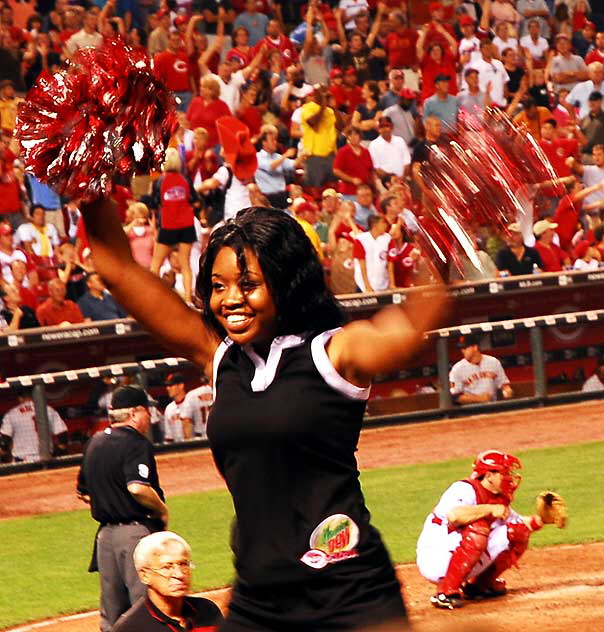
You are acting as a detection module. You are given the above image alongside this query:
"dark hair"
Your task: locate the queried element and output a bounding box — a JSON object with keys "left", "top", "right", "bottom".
{"left": 543, "top": 118, "right": 557, "bottom": 127}
{"left": 196, "top": 207, "right": 344, "bottom": 338}
{"left": 364, "top": 80, "right": 380, "bottom": 102}
{"left": 380, "top": 195, "right": 396, "bottom": 213}
{"left": 368, "top": 214, "right": 385, "bottom": 230}
{"left": 594, "top": 224, "right": 604, "bottom": 243}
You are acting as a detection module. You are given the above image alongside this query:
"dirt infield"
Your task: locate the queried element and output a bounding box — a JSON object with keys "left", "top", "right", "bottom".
{"left": 3, "top": 400, "right": 604, "bottom": 631}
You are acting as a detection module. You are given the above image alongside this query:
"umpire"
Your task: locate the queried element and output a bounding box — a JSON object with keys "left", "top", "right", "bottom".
{"left": 77, "top": 385, "right": 169, "bottom": 632}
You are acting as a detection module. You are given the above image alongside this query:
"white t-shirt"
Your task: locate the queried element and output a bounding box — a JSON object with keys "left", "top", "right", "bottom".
{"left": 492, "top": 36, "right": 519, "bottom": 56}
{"left": 353, "top": 231, "right": 393, "bottom": 292}
{"left": 338, "top": 0, "right": 369, "bottom": 30}
{"left": 449, "top": 354, "right": 510, "bottom": 399}
{"left": 14, "top": 223, "right": 60, "bottom": 256}
{"left": 466, "top": 57, "right": 509, "bottom": 107}
{"left": 214, "top": 165, "right": 252, "bottom": 221}
{"left": 209, "top": 70, "right": 246, "bottom": 114}
{"left": 0, "top": 248, "right": 27, "bottom": 283}
{"left": 368, "top": 135, "right": 411, "bottom": 177}
{"left": 0, "top": 400, "right": 67, "bottom": 462}
{"left": 519, "top": 35, "right": 549, "bottom": 61}
{"left": 582, "top": 165, "right": 604, "bottom": 207}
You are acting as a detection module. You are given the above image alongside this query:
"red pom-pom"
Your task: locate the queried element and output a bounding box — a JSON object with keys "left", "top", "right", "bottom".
{"left": 15, "top": 39, "right": 178, "bottom": 199}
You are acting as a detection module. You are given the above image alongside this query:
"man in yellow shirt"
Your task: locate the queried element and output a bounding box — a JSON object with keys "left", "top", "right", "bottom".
{"left": 0, "top": 80, "right": 22, "bottom": 134}
{"left": 292, "top": 199, "right": 324, "bottom": 262}
{"left": 301, "top": 85, "right": 337, "bottom": 189}
{"left": 512, "top": 96, "right": 552, "bottom": 140}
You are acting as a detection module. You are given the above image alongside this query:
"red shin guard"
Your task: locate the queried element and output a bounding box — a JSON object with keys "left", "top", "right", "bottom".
{"left": 438, "top": 520, "right": 490, "bottom": 595}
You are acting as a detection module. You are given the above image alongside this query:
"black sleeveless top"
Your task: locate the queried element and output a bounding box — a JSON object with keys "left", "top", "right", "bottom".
{"left": 207, "top": 330, "right": 394, "bottom": 588}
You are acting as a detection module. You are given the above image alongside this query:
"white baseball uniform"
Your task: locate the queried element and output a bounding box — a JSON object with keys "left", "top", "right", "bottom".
{"left": 416, "top": 480, "right": 523, "bottom": 583}
{"left": 0, "top": 399, "right": 67, "bottom": 462}
{"left": 163, "top": 397, "right": 194, "bottom": 443}
{"left": 449, "top": 354, "right": 510, "bottom": 400}
{"left": 186, "top": 385, "right": 213, "bottom": 438}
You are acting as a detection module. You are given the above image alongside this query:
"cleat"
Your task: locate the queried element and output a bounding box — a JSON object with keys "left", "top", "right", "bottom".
{"left": 463, "top": 578, "right": 507, "bottom": 600}
{"left": 430, "top": 593, "right": 464, "bottom": 610}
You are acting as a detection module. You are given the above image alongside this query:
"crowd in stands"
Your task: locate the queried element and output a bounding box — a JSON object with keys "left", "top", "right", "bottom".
{"left": 2, "top": 0, "right": 604, "bottom": 333}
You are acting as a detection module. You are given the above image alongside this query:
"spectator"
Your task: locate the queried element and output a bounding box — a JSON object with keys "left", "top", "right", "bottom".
{"left": 56, "top": 242, "right": 87, "bottom": 301}
{"left": 351, "top": 80, "right": 383, "bottom": 143}
{"left": 582, "top": 357, "right": 604, "bottom": 392}
{"left": 148, "top": 9, "right": 171, "bottom": 56}
{"left": 300, "top": 85, "right": 337, "bottom": 191}
{"left": 383, "top": 13, "right": 418, "bottom": 75}
{"left": 272, "top": 65, "right": 314, "bottom": 110}
{"left": 0, "top": 79, "right": 21, "bottom": 134}
{"left": 199, "top": 116, "right": 256, "bottom": 222}
{"left": 186, "top": 76, "right": 231, "bottom": 148}
{"left": 578, "top": 91, "right": 604, "bottom": 159}
{"left": 369, "top": 116, "right": 411, "bottom": 180}
{"left": 150, "top": 149, "right": 197, "bottom": 305}
{"left": 489, "top": 0, "right": 522, "bottom": 34}
{"left": 549, "top": 33, "right": 588, "bottom": 95}
{"left": 327, "top": 200, "right": 362, "bottom": 294}
{"left": 572, "top": 239, "right": 601, "bottom": 270}
{"left": 379, "top": 69, "right": 406, "bottom": 110}
{"left": 585, "top": 31, "right": 604, "bottom": 65}
{"left": 567, "top": 62, "right": 604, "bottom": 119}
{"left": 154, "top": 31, "right": 195, "bottom": 114}
{"left": 449, "top": 334, "right": 513, "bottom": 404}
{"left": 233, "top": 0, "right": 268, "bottom": 47}
{"left": 528, "top": 67, "right": 552, "bottom": 109}
{"left": 112, "top": 531, "right": 223, "bottom": 632}
{"left": 533, "top": 219, "right": 570, "bottom": 272}
{"left": 255, "top": 130, "right": 301, "bottom": 208}
{"left": 517, "top": 0, "right": 551, "bottom": 39}
{"left": 492, "top": 21, "right": 519, "bottom": 58}
{"left": 236, "top": 84, "right": 263, "bottom": 142}
{"left": 24, "top": 173, "right": 64, "bottom": 237}
{"left": 572, "top": 19, "right": 596, "bottom": 59}
{"left": 419, "top": 1, "right": 457, "bottom": 54}
{"left": 329, "top": 66, "right": 363, "bottom": 116}
{"left": 466, "top": 39, "right": 509, "bottom": 108}
{"left": 353, "top": 213, "right": 392, "bottom": 292}
{"left": 458, "top": 67, "right": 488, "bottom": 117}
{"left": 412, "top": 116, "right": 444, "bottom": 203}
{"left": 300, "top": 7, "right": 331, "bottom": 87}
{"left": 568, "top": 143, "right": 604, "bottom": 209}
{"left": 0, "top": 387, "right": 67, "bottom": 463}
{"left": 554, "top": 179, "right": 604, "bottom": 252}
{"left": 77, "top": 272, "right": 127, "bottom": 321}
{"left": 9, "top": 259, "right": 39, "bottom": 309}
{"left": 383, "top": 88, "right": 418, "bottom": 146}
{"left": 14, "top": 205, "right": 60, "bottom": 258}
{"left": 124, "top": 202, "right": 155, "bottom": 269}
{"left": 333, "top": 127, "right": 374, "bottom": 199}
{"left": 292, "top": 201, "right": 324, "bottom": 262}
{"left": 254, "top": 19, "right": 298, "bottom": 69}
{"left": 450, "top": 235, "right": 499, "bottom": 283}
{"left": 0, "top": 132, "right": 24, "bottom": 231}
{"left": 0, "top": 282, "right": 39, "bottom": 330}
{"left": 353, "top": 183, "right": 378, "bottom": 229}
{"left": 0, "top": 223, "right": 27, "bottom": 283}
{"left": 495, "top": 221, "right": 543, "bottom": 276}
{"left": 458, "top": 15, "right": 482, "bottom": 75}
{"left": 512, "top": 96, "right": 552, "bottom": 140}
{"left": 417, "top": 40, "right": 458, "bottom": 104}
{"left": 36, "top": 278, "right": 85, "bottom": 327}
{"left": 423, "top": 74, "right": 459, "bottom": 132}
{"left": 502, "top": 48, "right": 526, "bottom": 99}
{"left": 65, "top": 9, "right": 103, "bottom": 55}
{"left": 539, "top": 119, "right": 579, "bottom": 190}
{"left": 163, "top": 373, "right": 195, "bottom": 442}
{"left": 387, "top": 218, "right": 420, "bottom": 288}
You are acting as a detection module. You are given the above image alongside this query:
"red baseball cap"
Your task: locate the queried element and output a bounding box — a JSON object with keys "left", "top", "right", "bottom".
{"left": 429, "top": 1, "right": 444, "bottom": 12}
{"left": 345, "top": 67, "right": 357, "bottom": 76}
{"left": 330, "top": 67, "right": 343, "bottom": 79}
{"left": 460, "top": 15, "right": 474, "bottom": 27}
{"left": 399, "top": 88, "right": 416, "bottom": 99}
{"left": 174, "top": 14, "right": 188, "bottom": 25}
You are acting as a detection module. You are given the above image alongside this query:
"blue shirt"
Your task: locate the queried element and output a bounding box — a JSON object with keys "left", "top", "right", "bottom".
{"left": 353, "top": 202, "right": 377, "bottom": 230}
{"left": 233, "top": 12, "right": 269, "bottom": 47}
{"left": 422, "top": 94, "right": 459, "bottom": 132}
{"left": 77, "top": 291, "right": 127, "bottom": 321}
{"left": 255, "top": 150, "right": 295, "bottom": 195}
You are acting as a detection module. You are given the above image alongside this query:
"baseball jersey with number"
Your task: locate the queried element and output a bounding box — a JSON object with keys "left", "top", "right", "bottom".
{"left": 163, "top": 397, "right": 195, "bottom": 442}
{"left": 0, "top": 400, "right": 67, "bottom": 462}
{"left": 186, "top": 385, "right": 213, "bottom": 438}
{"left": 449, "top": 354, "right": 510, "bottom": 399}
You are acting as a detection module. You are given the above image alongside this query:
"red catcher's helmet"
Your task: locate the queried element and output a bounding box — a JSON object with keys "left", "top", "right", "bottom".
{"left": 471, "top": 450, "right": 522, "bottom": 501}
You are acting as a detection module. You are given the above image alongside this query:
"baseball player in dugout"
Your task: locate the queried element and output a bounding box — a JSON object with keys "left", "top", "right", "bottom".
{"left": 449, "top": 334, "right": 514, "bottom": 404}
{"left": 112, "top": 531, "right": 223, "bottom": 632}
{"left": 77, "top": 385, "right": 169, "bottom": 632}
{"left": 416, "top": 450, "right": 567, "bottom": 610}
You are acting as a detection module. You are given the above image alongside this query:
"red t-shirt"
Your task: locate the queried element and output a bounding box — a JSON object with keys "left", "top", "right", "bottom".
{"left": 334, "top": 220, "right": 363, "bottom": 243}
{"left": 539, "top": 138, "right": 578, "bottom": 177}
{"left": 186, "top": 97, "right": 231, "bottom": 147}
{"left": 159, "top": 172, "right": 194, "bottom": 230}
{"left": 329, "top": 84, "right": 363, "bottom": 114}
{"left": 585, "top": 49, "right": 604, "bottom": 66}
{"left": 388, "top": 241, "right": 417, "bottom": 288}
{"left": 154, "top": 50, "right": 192, "bottom": 92}
{"left": 333, "top": 144, "right": 374, "bottom": 195}
{"left": 254, "top": 35, "right": 298, "bottom": 69}
{"left": 535, "top": 241, "right": 567, "bottom": 272}
{"left": 237, "top": 106, "right": 262, "bottom": 138}
{"left": 420, "top": 51, "right": 458, "bottom": 102}
{"left": 553, "top": 195, "right": 581, "bottom": 253}
{"left": 36, "top": 299, "right": 84, "bottom": 326}
{"left": 385, "top": 29, "right": 418, "bottom": 69}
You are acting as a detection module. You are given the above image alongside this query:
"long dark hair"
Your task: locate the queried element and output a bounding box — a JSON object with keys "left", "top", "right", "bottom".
{"left": 197, "top": 207, "right": 345, "bottom": 339}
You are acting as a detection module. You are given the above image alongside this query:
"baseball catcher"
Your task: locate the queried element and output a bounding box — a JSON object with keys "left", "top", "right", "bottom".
{"left": 416, "top": 450, "right": 567, "bottom": 610}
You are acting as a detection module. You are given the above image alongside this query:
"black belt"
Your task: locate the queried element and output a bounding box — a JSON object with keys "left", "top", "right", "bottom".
{"left": 101, "top": 520, "right": 142, "bottom": 527}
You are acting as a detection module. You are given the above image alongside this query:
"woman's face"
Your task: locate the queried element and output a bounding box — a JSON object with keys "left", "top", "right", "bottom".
{"left": 235, "top": 28, "right": 249, "bottom": 46}
{"left": 210, "top": 247, "right": 278, "bottom": 348}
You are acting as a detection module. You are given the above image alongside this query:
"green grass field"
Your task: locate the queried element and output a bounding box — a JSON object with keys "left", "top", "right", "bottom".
{"left": 1, "top": 441, "right": 602, "bottom": 629}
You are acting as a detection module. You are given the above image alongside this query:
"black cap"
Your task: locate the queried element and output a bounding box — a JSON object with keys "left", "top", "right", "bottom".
{"left": 164, "top": 372, "right": 186, "bottom": 386}
{"left": 589, "top": 90, "right": 602, "bottom": 101}
{"left": 458, "top": 333, "right": 480, "bottom": 348}
{"left": 110, "top": 386, "right": 151, "bottom": 409}
{"left": 434, "top": 73, "right": 451, "bottom": 83}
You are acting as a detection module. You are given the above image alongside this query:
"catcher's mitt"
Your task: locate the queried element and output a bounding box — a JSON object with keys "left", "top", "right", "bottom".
{"left": 535, "top": 491, "right": 568, "bottom": 528}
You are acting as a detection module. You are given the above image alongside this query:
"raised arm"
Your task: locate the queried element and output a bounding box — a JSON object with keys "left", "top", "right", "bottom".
{"left": 80, "top": 197, "right": 219, "bottom": 373}
{"left": 185, "top": 15, "right": 204, "bottom": 57}
{"left": 328, "top": 282, "right": 447, "bottom": 386}
{"left": 367, "top": 2, "right": 387, "bottom": 49}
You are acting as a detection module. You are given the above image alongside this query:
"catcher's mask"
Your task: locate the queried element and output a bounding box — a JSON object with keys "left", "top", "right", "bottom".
{"left": 471, "top": 450, "right": 522, "bottom": 501}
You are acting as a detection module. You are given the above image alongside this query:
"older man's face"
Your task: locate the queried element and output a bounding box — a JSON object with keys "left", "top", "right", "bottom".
{"left": 142, "top": 542, "right": 192, "bottom": 599}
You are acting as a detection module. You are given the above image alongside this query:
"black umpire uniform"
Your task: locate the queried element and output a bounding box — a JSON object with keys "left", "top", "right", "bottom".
{"left": 77, "top": 386, "right": 168, "bottom": 632}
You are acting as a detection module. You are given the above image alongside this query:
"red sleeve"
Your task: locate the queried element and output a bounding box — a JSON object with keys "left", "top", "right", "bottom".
{"left": 364, "top": 148, "right": 374, "bottom": 170}
{"left": 353, "top": 238, "right": 366, "bottom": 259}
{"left": 333, "top": 146, "right": 347, "bottom": 171}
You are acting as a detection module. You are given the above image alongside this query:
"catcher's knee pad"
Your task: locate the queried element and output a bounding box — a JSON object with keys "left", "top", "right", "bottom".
{"left": 507, "top": 522, "right": 530, "bottom": 557}
{"left": 438, "top": 520, "right": 490, "bottom": 595}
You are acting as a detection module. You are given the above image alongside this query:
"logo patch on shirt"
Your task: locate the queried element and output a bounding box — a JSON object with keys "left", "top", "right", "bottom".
{"left": 138, "top": 464, "right": 149, "bottom": 479}
{"left": 300, "top": 514, "right": 360, "bottom": 569}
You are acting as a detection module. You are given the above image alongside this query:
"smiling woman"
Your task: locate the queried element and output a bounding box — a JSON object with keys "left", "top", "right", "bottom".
{"left": 80, "top": 198, "right": 446, "bottom": 631}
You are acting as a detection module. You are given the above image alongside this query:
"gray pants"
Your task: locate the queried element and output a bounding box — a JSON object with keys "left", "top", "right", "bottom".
{"left": 97, "top": 523, "right": 150, "bottom": 632}
{"left": 304, "top": 154, "right": 335, "bottom": 188}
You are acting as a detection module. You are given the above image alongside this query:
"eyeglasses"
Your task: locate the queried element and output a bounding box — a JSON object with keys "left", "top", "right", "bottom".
{"left": 147, "top": 560, "right": 195, "bottom": 577}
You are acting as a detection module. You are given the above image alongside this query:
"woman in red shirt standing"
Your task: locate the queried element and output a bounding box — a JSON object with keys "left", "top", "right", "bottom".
{"left": 149, "top": 149, "right": 198, "bottom": 304}
{"left": 417, "top": 41, "right": 458, "bottom": 103}
{"left": 186, "top": 77, "right": 231, "bottom": 148}
{"left": 333, "top": 127, "right": 375, "bottom": 198}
